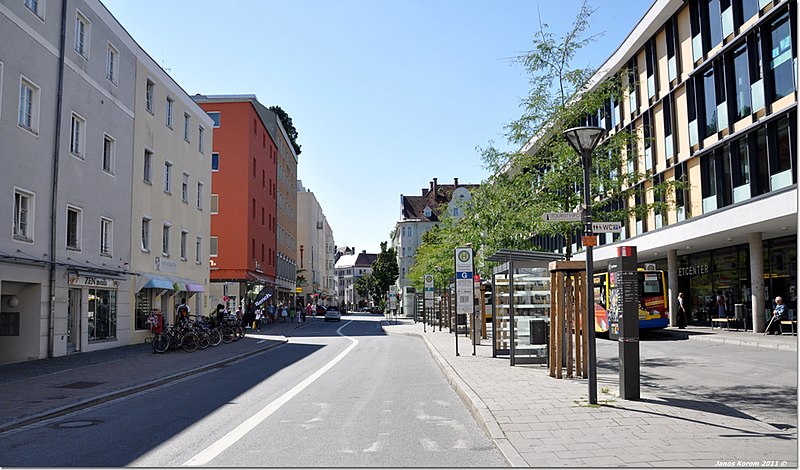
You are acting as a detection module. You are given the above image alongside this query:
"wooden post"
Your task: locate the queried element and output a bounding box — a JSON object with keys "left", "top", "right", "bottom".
{"left": 575, "top": 273, "right": 586, "bottom": 376}
{"left": 549, "top": 272, "right": 557, "bottom": 377}
{"left": 555, "top": 273, "right": 563, "bottom": 379}
{"left": 566, "top": 274, "right": 574, "bottom": 378}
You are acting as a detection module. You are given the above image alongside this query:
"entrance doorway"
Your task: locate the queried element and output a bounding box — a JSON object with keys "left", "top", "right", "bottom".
{"left": 67, "top": 288, "right": 81, "bottom": 353}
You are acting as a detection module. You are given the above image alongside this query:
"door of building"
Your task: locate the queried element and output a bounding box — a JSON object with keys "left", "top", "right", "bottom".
{"left": 67, "top": 288, "right": 81, "bottom": 353}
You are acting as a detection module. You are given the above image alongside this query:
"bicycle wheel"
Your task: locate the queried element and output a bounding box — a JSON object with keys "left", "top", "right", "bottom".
{"left": 181, "top": 332, "right": 199, "bottom": 352}
{"left": 196, "top": 331, "right": 211, "bottom": 350}
{"left": 169, "top": 334, "right": 181, "bottom": 350}
{"left": 220, "top": 326, "right": 235, "bottom": 344}
{"left": 234, "top": 325, "right": 245, "bottom": 340}
{"left": 209, "top": 329, "right": 222, "bottom": 347}
{"left": 152, "top": 334, "right": 169, "bottom": 353}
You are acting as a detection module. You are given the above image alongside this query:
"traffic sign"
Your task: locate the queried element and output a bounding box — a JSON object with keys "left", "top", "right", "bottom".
{"left": 542, "top": 211, "right": 583, "bottom": 222}
{"left": 592, "top": 221, "right": 623, "bottom": 233}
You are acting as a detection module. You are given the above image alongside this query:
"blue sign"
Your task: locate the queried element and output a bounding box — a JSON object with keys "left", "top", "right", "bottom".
{"left": 458, "top": 271, "right": 473, "bottom": 279}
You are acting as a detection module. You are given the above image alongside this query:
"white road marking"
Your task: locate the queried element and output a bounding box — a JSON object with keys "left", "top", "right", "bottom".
{"left": 183, "top": 321, "right": 357, "bottom": 466}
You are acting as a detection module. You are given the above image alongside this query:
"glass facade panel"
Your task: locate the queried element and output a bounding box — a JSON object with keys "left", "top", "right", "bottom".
{"left": 88, "top": 288, "right": 117, "bottom": 342}
{"left": 733, "top": 44, "right": 752, "bottom": 119}
{"left": 770, "top": 14, "right": 795, "bottom": 100}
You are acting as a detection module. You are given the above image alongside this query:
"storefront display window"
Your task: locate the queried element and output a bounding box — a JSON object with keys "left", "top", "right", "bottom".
{"left": 766, "top": 237, "right": 797, "bottom": 319}
{"left": 134, "top": 290, "right": 152, "bottom": 331}
{"left": 88, "top": 289, "right": 116, "bottom": 342}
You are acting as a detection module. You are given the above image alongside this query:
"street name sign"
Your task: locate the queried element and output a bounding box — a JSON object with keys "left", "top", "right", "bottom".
{"left": 542, "top": 212, "right": 583, "bottom": 222}
{"left": 592, "top": 221, "right": 623, "bottom": 233}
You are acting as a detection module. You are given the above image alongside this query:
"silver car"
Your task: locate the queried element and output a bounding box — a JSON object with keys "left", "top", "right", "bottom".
{"left": 324, "top": 306, "right": 341, "bottom": 322}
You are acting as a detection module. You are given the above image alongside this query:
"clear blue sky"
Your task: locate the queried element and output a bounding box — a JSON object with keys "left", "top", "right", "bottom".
{"left": 103, "top": 0, "right": 651, "bottom": 254}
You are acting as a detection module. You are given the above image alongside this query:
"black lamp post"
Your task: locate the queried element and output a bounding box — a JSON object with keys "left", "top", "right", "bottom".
{"left": 563, "top": 125, "right": 606, "bottom": 405}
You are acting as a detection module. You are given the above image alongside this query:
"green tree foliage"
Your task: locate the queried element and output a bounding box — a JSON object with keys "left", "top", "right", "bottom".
{"left": 370, "top": 242, "right": 399, "bottom": 309}
{"left": 354, "top": 273, "right": 376, "bottom": 305}
{"left": 268, "top": 105, "right": 302, "bottom": 155}
{"left": 409, "top": 1, "right": 683, "bottom": 279}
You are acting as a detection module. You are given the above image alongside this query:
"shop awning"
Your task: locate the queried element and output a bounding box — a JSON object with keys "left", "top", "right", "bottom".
{"left": 186, "top": 283, "right": 205, "bottom": 292}
{"left": 173, "top": 281, "right": 187, "bottom": 292}
{"left": 137, "top": 275, "right": 174, "bottom": 292}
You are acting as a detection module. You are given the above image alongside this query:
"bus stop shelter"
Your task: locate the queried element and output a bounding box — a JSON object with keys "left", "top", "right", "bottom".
{"left": 487, "top": 249, "right": 564, "bottom": 366}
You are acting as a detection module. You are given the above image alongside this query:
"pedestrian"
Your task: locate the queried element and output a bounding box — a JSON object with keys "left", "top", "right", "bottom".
{"left": 281, "top": 304, "right": 288, "bottom": 323}
{"left": 306, "top": 303, "right": 313, "bottom": 321}
{"left": 715, "top": 290, "right": 727, "bottom": 318}
{"left": 254, "top": 307, "right": 263, "bottom": 331}
{"left": 767, "top": 296, "right": 786, "bottom": 335}
{"left": 214, "top": 303, "right": 226, "bottom": 326}
{"left": 677, "top": 292, "right": 687, "bottom": 329}
{"left": 176, "top": 298, "right": 191, "bottom": 329}
{"left": 235, "top": 305, "right": 243, "bottom": 328}
{"left": 290, "top": 306, "right": 296, "bottom": 323}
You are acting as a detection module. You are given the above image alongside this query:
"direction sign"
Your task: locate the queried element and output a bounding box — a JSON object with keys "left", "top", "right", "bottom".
{"left": 592, "top": 221, "right": 623, "bottom": 233}
{"left": 542, "top": 212, "right": 583, "bottom": 222}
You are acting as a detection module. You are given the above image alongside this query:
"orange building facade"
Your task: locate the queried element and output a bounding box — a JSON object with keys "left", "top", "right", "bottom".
{"left": 193, "top": 96, "right": 278, "bottom": 310}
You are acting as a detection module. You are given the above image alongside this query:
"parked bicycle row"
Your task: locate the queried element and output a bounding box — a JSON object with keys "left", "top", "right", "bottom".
{"left": 147, "top": 312, "right": 246, "bottom": 353}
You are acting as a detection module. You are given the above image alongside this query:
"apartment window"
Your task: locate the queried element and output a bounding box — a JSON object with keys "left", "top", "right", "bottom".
{"left": 701, "top": 153, "right": 719, "bottom": 213}
{"left": 210, "top": 194, "right": 218, "bottom": 214}
{"left": 197, "top": 182, "right": 203, "bottom": 210}
{"left": 70, "top": 112, "right": 85, "bottom": 158}
{"left": 706, "top": 0, "right": 723, "bottom": 49}
{"left": 665, "top": 17, "right": 680, "bottom": 83}
{"left": 178, "top": 172, "right": 188, "bottom": 202}
{"left": 674, "top": 162, "right": 689, "bottom": 222}
{"left": 210, "top": 236, "right": 218, "bottom": 257}
{"left": 643, "top": 109, "right": 654, "bottom": 171}
{"left": 261, "top": 207, "right": 265, "bottom": 225}
{"left": 100, "top": 218, "right": 112, "bottom": 256}
{"left": 66, "top": 206, "right": 81, "bottom": 250}
{"left": 644, "top": 38, "right": 658, "bottom": 100}
{"left": 770, "top": 116, "right": 795, "bottom": 189}
{"left": 18, "top": 77, "right": 39, "bottom": 133}
{"left": 141, "top": 217, "right": 150, "bottom": 251}
{"left": 663, "top": 94, "right": 675, "bottom": 159}
{"left": 198, "top": 127, "right": 205, "bottom": 153}
{"left": 701, "top": 68, "right": 718, "bottom": 137}
{"left": 25, "top": 0, "right": 43, "bottom": 18}
{"left": 207, "top": 111, "right": 220, "bottom": 127}
{"left": 164, "top": 162, "right": 172, "bottom": 193}
{"left": 165, "top": 97, "right": 173, "bottom": 128}
{"left": 145, "top": 80, "right": 154, "bottom": 114}
{"left": 143, "top": 149, "right": 152, "bottom": 183}
{"left": 102, "top": 134, "right": 114, "bottom": 174}
{"left": 183, "top": 113, "right": 190, "bottom": 141}
{"left": 626, "top": 126, "right": 638, "bottom": 176}
{"left": 74, "top": 11, "right": 90, "bottom": 58}
{"left": 211, "top": 153, "right": 219, "bottom": 171}
{"left": 13, "top": 189, "right": 33, "bottom": 242}
{"left": 180, "top": 230, "right": 188, "bottom": 260}
{"left": 252, "top": 158, "right": 257, "bottom": 177}
{"left": 769, "top": 13, "right": 795, "bottom": 101}
{"left": 627, "top": 58, "right": 639, "bottom": 116}
{"left": 733, "top": 134, "right": 752, "bottom": 203}
{"left": 162, "top": 224, "right": 170, "bottom": 256}
{"left": 252, "top": 198, "right": 256, "bottom": 219}
{"left": 106, "top": 43, "right": 118, "bottom": 84}
{"left": 739, "top": 0, "right": 759, "bottom": 24}
{"left": 732, "top": 43, "right": 752, "bottom": 120}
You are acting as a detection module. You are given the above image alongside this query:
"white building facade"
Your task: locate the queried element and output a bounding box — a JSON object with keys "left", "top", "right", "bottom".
{"left": 296, "top": 180, "right": 336, "bottom": 307}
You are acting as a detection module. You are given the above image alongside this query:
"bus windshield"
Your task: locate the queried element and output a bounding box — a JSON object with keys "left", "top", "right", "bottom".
{"left": 639, "top": 272, "right": 663, "bottom": 295}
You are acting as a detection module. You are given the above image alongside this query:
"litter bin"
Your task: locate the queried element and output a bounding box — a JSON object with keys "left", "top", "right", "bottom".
{"left": 530, "top": 318, "right": 547, "bottom": 345}
{"left": 735, "top": 303, "right": 746, "bottom": 330}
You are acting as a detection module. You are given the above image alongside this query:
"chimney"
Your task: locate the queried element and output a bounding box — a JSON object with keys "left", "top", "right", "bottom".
{"left": 454, "top": 177, "right": 459, "bottom": 188}
{"left": 433, "top": 178, "right": 438, "bottom": 197}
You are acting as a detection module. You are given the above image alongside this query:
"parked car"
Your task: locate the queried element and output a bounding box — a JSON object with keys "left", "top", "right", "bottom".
{"left": 324, "top": 306, "right": 341, "bottom": 322}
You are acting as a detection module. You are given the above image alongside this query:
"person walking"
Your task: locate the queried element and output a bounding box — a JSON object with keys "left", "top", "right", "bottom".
{"left": 254, "top": 307, "right": 263, "bottom": 331}
{"left": 767, "top": 296, "right": 786, "bottom": 335}
{"left": 715, "top": 290, "right": 727, "bottom": 318}
{"left": 281, "top": 304, "right": 288, "bottom": 323}
{"left": 677, "top": 292, "right": 687, "bottom": 329}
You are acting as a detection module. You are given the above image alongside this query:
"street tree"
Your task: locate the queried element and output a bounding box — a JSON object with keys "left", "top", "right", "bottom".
{"left": 370, "top": 242, "right": 399, "bottom": 310}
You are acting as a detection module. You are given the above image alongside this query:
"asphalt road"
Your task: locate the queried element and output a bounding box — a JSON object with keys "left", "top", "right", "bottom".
{"left": 594, "top": 330, "right": 798, "bottom": 429}
{"left": 0, "top": 315, "right": 508, "bottom": 467}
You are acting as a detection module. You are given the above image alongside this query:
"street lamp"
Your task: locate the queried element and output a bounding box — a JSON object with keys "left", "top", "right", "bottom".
{"left": 563, "top": 125, "right": 606, "bottom": 406}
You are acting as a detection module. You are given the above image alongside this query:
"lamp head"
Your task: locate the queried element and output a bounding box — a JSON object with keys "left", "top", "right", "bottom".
{"left": 563, "top": 126, "right": 606, "bottom": 165}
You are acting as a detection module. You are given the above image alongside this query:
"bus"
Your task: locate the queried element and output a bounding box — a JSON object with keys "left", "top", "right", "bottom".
{"left": 593, "top": 269, "right": 669, "bottom": 333}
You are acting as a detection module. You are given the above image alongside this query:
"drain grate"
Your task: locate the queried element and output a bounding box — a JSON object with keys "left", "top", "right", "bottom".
{"left": 56, "top": 381, "right": 106, "bottom": 389}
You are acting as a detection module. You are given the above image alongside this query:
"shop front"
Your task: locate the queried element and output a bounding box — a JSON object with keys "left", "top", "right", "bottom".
{"left": 676, "top": 236, "right": 796, "bottom": 327}
{"left": 67, "top": 270, "right": 128, "bottom": 353}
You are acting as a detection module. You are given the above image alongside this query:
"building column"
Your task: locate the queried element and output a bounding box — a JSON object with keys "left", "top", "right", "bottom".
{"left": 749, "top": 232, "right": 765, "bottom": 332}
{"left": 667, "top": 249, "right": 679, "bottom": 327}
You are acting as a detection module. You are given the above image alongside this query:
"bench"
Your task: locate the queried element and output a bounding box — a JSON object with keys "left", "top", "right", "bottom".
{"left": 711, "top": 317, "right": 738, "bottom": 331}
{"left": 780, "top": 320, "right": 797, "bottom": 335}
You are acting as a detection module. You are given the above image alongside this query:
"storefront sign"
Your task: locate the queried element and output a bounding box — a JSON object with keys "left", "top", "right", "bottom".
{"left": 68, "top": 273, "right": 119, "bottom": 289}
{"left": 678, "top": 264, "right": 710, "bottom": 277}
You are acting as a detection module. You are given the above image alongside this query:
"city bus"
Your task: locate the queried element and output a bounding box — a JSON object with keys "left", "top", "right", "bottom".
{"left": 593, "top": 269, "right": 669, "bottom": 333}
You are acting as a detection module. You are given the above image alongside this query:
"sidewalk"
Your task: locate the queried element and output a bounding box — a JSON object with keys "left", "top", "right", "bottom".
{"left": 0, "top": 318, "right": 313, "bottom": 433}
{"left": 383, "top": 319, "right": 798, "bottom": 467}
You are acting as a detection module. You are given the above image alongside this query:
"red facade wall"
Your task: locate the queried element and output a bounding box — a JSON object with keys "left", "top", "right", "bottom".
{"left": 199, "top": 101, "right": 277, "bottom": 282}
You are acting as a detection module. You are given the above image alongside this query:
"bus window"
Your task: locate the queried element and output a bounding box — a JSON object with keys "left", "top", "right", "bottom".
{"left": 640, "top": 273, "right": 663, "bottom": 295}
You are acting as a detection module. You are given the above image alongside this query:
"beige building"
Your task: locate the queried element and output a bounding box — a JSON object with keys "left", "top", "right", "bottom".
{"left": 530, "top": 0, "right": 796, "bottom": 332}
{"left": 296, "top": 180, "right": 336, "bottom": 306}
{"left": 128, "top": 52, "right": 213, "bottom": 344}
